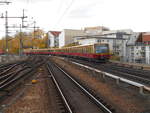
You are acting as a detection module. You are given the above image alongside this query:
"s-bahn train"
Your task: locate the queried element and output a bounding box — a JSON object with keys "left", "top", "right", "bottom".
{"left": 24, "top": 43, "right": 111, "bottom": 62}
{"left": 0, "top": 49, "right": 4, "bottom": 55}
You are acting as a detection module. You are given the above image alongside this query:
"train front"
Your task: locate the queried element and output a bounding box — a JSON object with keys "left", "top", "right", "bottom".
{"left": 94, "top": 44, "right": 110, "bottom": 61}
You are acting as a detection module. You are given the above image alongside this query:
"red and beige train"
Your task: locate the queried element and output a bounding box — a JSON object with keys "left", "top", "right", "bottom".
{"left": 24, "top": 43, "right": 111, "bottom": 62}
{"left": 0, "top": 49, "right": 4, "bottom": 55}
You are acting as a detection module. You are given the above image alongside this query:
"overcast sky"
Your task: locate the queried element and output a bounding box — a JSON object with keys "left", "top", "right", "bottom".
{"left": 0, "top": 0, "right": 150, "bottom": 37}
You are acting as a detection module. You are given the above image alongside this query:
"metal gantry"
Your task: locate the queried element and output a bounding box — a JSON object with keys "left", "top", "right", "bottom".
{"left": 0, "top": 10, "right": 27, "bottom": 55}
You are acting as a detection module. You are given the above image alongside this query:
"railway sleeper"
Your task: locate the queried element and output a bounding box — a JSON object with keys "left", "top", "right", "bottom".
{"left": 59, "top": 66, "right": 116, "bottom": 113}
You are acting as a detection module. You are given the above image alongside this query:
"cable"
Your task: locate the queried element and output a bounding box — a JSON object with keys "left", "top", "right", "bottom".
{"left": 57, "top": 0, "right": 63, "bottom": 14}
{"left": 26, "top": 0, "right": 29, "bottom": 4}
{"left": 56, "top": 0, "right": 74, "bottom": 25}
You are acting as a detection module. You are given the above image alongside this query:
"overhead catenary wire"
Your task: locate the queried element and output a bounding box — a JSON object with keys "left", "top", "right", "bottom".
{"left": 56, "top": 0, "right": 75, "bottom": 26}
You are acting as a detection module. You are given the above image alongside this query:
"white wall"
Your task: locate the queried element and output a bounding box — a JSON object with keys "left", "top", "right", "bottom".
{"left": 145, "top": 46, "right": 150, "bottom": 64}
{"left": 126, "top": 45, "right": 147, "bottom": 63}
{"left": 78, "top": 38, "right": 97, "bottom": 45}
{"left": 59, "top": 29, "right": 84, "bottom": 48}
{"left": 59, "top": 31, "right": 65, "bottom": 48}
{"left": 48, "top": 32, "right": 55, "bottom": 47}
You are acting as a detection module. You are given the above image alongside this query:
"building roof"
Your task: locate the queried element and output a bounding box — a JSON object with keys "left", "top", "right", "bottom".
{"left": 143, "top": 32, "right": 150, "bottom": 35}
{"left": 84, "top": 26, "right": 109, "bottom": 31}
{"left": 49, "top": 31, "right": 61, "bottom": 37}
{"left": 136, "top": 32, "right": 150, "bottom": 42}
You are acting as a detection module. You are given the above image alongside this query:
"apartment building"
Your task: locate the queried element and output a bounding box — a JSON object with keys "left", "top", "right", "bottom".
{"left": 58, "top": 29, "right": 84, "bottom": 48}
{"left": 48, "top": 31, "right": 61, "bottom": 47}
{"left": 74, "top": 28, "right": 133, "bottom": 59}
{"left": 126, "top": 33, "right": 150, "bottom": 64}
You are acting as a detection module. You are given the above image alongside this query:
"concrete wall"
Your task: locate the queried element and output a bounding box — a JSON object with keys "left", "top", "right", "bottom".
{"left": 78, "top": 38, "right": 97, "bottom": 45}
{"left": 48, "top": 32, "right": 56, "bottom": 47}
{"left": 145, "top": 46, "right": 150, "bottom": 64}
{"left": 0, "top": 55, "right": 27, "bottom": 64}
{"left": 59, "top": 29, "right": 84, "bottom": 47}
{"left": 59, "top": 31, "right": 65, "bottom": 48}
{"left": 50, "top": 36, "right": 55, "bottom": 47}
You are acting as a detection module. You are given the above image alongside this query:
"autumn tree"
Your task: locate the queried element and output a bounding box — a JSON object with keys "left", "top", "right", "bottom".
{"left": 0, "top": 29, "right": 48, "bottom": 54}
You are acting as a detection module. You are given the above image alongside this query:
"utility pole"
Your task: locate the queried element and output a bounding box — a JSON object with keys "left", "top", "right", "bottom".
{"left": 22, "top": 9, "right": 27, "bottom": 28}
{"left": 33, "top": 21, "right": 36, "bottom": 49}
{"left": 26, "top": 21, "right": 39, "bottom": 49}
{"left": 19, "top": 24, "right": 23, "bottom": 56}
{"left": 5, "top": 11, "right": 8, "bottom": 55}
{"left": 0, "top": 10, "right": 27, "bottom": 55}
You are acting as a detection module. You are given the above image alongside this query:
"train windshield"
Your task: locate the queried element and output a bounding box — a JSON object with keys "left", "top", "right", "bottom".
{"left": 95, "top": 45, "right": 108, "bottom": 53}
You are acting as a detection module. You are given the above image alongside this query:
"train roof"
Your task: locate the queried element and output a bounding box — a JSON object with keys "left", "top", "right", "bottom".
{"left": 24, "top": 43, "right": 108, "bottom": 51}
{"left": 59, "top": 43, "right": 108, "bottom": 49}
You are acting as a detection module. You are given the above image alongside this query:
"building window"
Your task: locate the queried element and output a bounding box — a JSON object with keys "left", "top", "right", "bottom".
{"left": 142, "top": 47, "right": 145, "bottom": 50}
{"left": 131, "top": 47, "right": 134, "bottom": 51}
{"left": 141, "top": 53, "right": 145, "bottom": 57}
{"left": 131, "top": 53, "right": 134, "bottom": 56}
{"left": 97, "top": 40, "right": 101, "bottom": 42}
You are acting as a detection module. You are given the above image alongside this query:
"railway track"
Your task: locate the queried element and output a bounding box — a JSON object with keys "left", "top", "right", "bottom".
{"left": 0, "top": 56, "right": 45, "bottom": 104}
{"left": 67, "top": 58, "right": 150, "bottom": 86}
{"left": 47, "top": 61, "right": 115, "bottom": 113}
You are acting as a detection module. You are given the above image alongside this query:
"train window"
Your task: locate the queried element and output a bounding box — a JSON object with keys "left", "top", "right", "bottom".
{"left": 80, "top": 48, "right": 82, "bottom": 53}
{"left": 78, "top": 48, "right": 80, "bottom": 53}
{"left": 83, "top": 48, "right": 85, "bottom": 53}
{"left": 75, "top": 48, "right": 77, "bottom": 53}
{"left": 76, "top": 48, "right": 78, "bottom": 53}
{"left": 85, "top": 48, "right": 88, "bottom": 53}
{"left": 95, "top": 45, "right": 108, "bottom": 53}
{"left": 82, "top": 48, "right": 84, "bottom": 53}
{"left": 88, "top": 47, "right": 90, "bottom": 53}
{"left": 97, "top": 40, "right": 101, "bottom": 42}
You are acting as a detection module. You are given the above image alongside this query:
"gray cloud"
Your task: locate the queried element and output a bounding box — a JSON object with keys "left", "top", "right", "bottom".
{"left": 67, "top": 0, "right": 102, "bottom": 19}
{"left": 17, "top": 0, "right": 53, "bottom": 3}
{"left": 68, "top": 8, "right": 93, "bottom": 18}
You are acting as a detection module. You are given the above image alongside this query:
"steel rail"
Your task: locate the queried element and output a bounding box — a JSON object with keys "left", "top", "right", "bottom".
{"left": 0, "top": 60, "right": 26, "bottom": 69}
{"left": 0, "top": 65, "right": 14, "bottom": 71}
{"left": 0, "top": 71, "right": 15, "bottom": 81}
{"left": 54, "top": 63, "right": 113, "bottom": 113}
{"left": 0, "top": 63, "right": 14, "bottom": 69}
{"left": 71, "top": 61, "right": 150, "bottom": 93}
{"left": 0, "top": 61, "right": 27, "bottom": 76}
{"left": 99, "top": 66, "right": 150, "bottom": 83}
{"left": 68, "top": 58, "right": 150, "bottom": 83}
{"left": 102, "top": 63, "right": 150, "bottom": 79}
{"left": 0, "top": 67, "right": 31, "bottom": 89}
{"left": 0, "top": 64, "right": 18, "bottom": 75}
{"left": 47, "top": 63, "right": 73, "bottom": 113}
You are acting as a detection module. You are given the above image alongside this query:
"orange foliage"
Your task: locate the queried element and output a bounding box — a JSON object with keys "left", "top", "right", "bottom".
{"left": 0, "top": 29, "right": 47, "bottom": 54}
